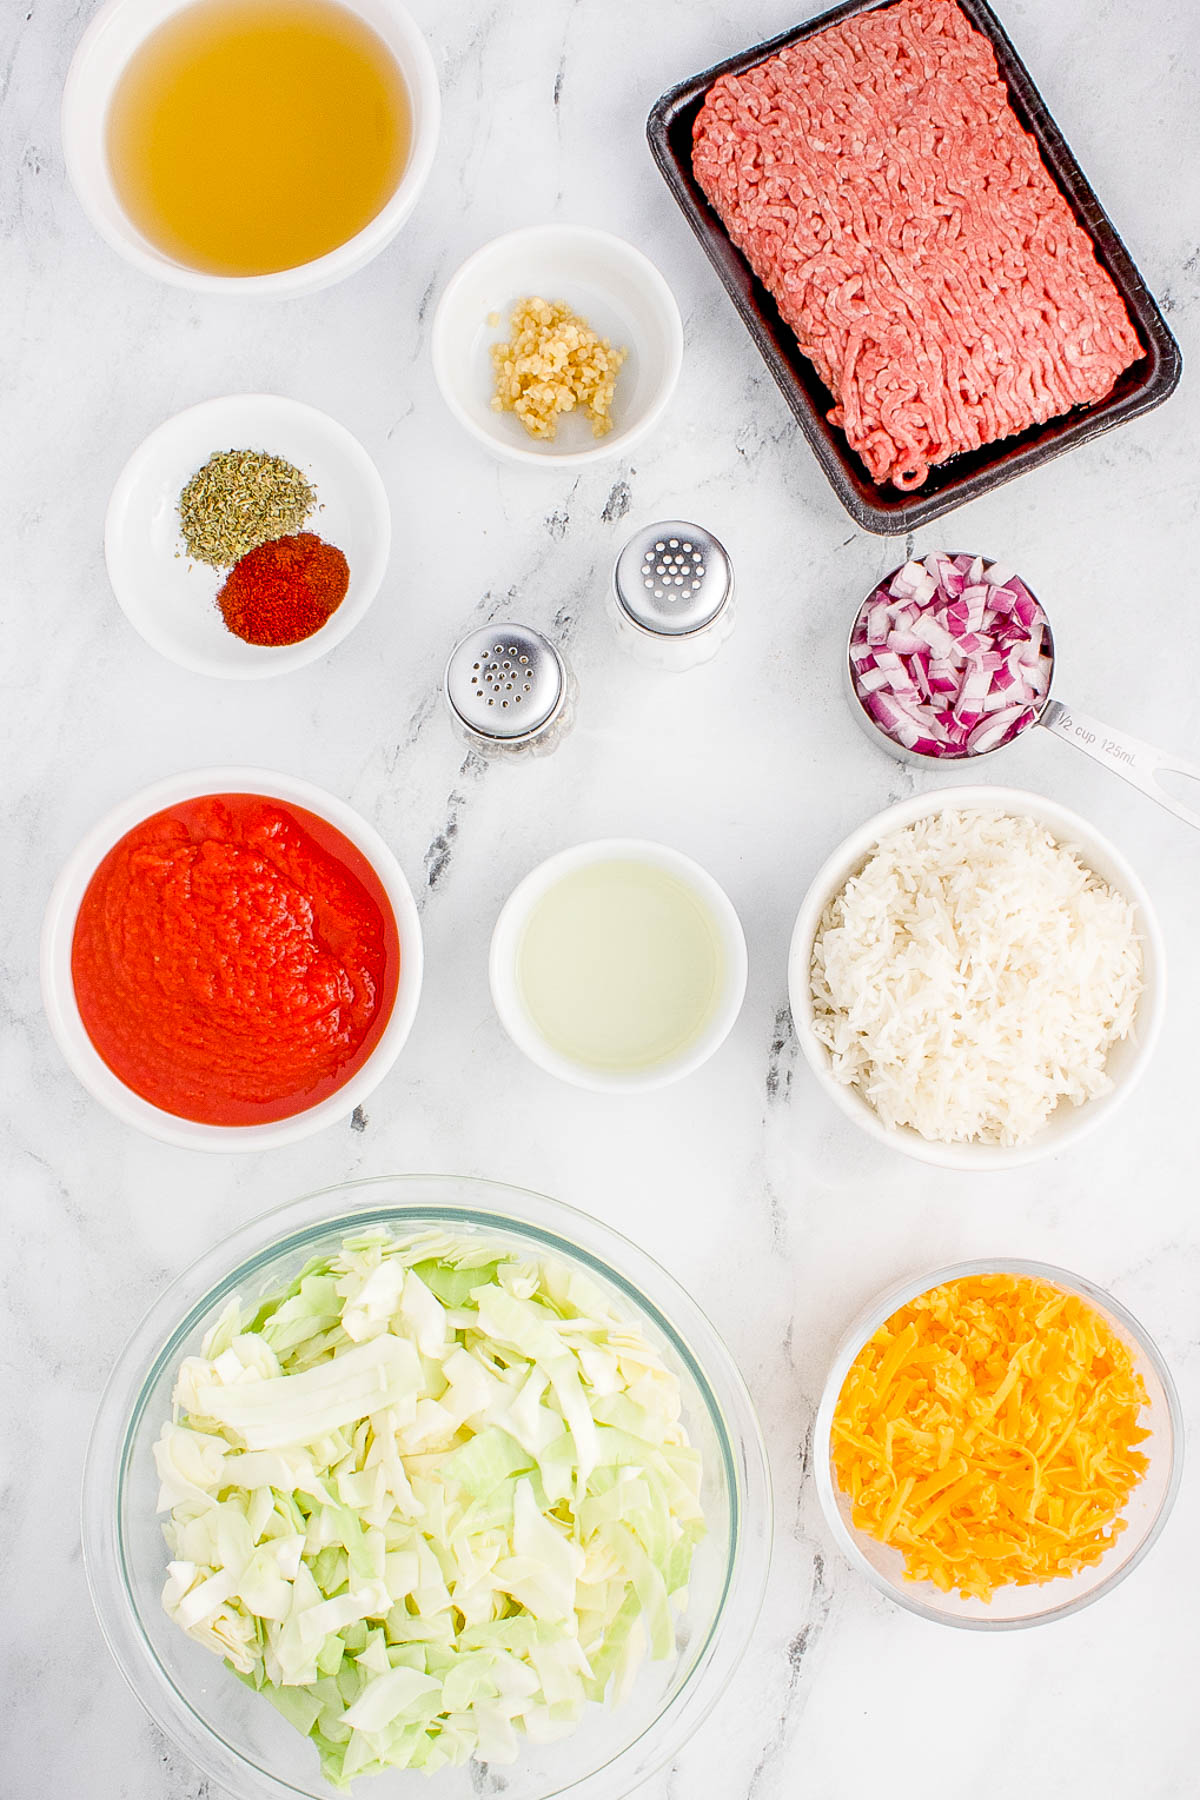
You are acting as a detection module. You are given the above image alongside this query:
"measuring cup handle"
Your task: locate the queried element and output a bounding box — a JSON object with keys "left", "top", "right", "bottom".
{"left": 1041, "top": 700, "right": 1200, "bottom": 833}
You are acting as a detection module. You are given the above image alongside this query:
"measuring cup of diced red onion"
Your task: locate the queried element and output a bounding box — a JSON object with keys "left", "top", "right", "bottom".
{"left": 847, "top": 553, "right": 1200, "bottom": 832}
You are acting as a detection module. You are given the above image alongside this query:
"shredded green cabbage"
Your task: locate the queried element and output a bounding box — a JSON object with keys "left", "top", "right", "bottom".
{"left": 154, "top": 1228, "right": 705, "bottom": 1787}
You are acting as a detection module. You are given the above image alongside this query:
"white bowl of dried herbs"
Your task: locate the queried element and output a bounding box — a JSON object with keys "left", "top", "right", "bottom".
{"left": 104, "top": 392, "right": 392, "bottom": 679}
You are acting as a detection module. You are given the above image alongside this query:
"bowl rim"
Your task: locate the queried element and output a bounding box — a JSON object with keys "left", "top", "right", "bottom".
{"left": 82, "top": 1173, "right": 774, "bottom": 1800}
{"left": 430, "top": 224, "right": 684, "bottom": 468}
{"left": 104, "top": 393, "right": 393, "bottom": 680}
{"left": 787, "top": 784, "right": 1166, "bottom": 1169}
{"left": 60, "top": 0, "right": 441, "bottom": 297}
{"left": 489, "top": 837, "right": 749, "bottom": 1092}
{"left": 812, "top": 1256, "right": 1185, "bottom": 1629}
{"left": 40, "top": 766, "right": 424, "bottom": 1150}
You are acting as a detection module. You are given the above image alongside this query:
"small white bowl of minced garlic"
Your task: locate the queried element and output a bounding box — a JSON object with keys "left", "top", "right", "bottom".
{"left": 431, "top": 225, "right": 684, "bottom": 466}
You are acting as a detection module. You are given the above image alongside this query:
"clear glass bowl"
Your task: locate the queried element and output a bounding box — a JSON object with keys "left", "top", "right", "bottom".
{"left": 83, "top": 1176, "right": 772, "bottom": 1798}
{"left": 814, "top": 1259, "right": 1183, "bottom": 1628}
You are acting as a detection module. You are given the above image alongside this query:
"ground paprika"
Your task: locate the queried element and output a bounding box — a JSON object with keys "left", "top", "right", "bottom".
{"left": 217, "top": 531, "right": 350, "bottom": 646}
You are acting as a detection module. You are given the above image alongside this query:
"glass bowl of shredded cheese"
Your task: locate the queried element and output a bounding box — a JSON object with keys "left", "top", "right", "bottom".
{"left": 84, "top": 1175, "right": 771, "bottom": 1799}
{"left": 814, "top": 1259, "right": 1183, "bottom": 1628}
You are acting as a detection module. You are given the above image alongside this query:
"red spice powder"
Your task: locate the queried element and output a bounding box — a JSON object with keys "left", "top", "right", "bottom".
{"left": 218, "top": 532, "right": 350, "bottom": 646}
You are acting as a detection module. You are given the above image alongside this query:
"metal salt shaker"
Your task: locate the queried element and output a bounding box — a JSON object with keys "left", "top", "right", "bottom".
{"left": 609, "top": 520, "right": 735, "bottom": 670}
{"left": 444, "top": 623, "right": 576, "bottom": 759}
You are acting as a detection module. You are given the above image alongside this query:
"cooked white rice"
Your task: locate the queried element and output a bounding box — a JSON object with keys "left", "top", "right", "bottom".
{"left": 809, "top": 811, "right": 1143, "bottom": 1146}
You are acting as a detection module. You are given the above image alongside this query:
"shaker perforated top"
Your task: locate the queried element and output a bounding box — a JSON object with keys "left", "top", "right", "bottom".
{"left": 613, "top": 520, "right": 732, "bottom": 636}
{"left": 444, "top": 624, "right": 566, "bottom": 741}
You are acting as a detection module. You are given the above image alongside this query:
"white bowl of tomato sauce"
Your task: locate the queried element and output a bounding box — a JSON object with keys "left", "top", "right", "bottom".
{"left": 41, "top": 768, "right": 423, "bottom": 1151}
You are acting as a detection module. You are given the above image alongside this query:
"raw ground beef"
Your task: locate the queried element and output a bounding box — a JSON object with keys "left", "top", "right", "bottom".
{"left": 692, "top": 0, "right": 1142, "bottom": 489}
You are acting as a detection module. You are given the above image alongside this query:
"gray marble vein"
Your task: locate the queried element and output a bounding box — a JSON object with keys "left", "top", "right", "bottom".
{"left": 3, "top": 0, "right": 1200, "bottom": 1797}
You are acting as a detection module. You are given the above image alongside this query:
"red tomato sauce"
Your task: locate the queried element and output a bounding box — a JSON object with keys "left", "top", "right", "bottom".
{"left": 70, "top": 793, "right": 400, "bottom": 1126}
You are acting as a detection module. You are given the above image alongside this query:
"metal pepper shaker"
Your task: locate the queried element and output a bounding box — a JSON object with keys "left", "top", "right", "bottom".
{"left": 608, "top": 520, "right": 735, "bottom": 670}
{"left": 444, "top": 623, "right": 576, "bottom": 758}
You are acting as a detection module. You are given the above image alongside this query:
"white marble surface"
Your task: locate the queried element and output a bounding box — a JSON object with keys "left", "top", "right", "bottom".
{"left": 4, "top": 0, "right": 1200, "bottom": 1795}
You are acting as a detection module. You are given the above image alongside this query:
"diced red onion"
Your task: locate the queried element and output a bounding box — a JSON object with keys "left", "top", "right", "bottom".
{"left": 886, "top": 630, "right": 926, "bottom": 657}
{"left": 981, "top": 686, "right": 1016, "bottom": 713}
{"left": 966, "top": 706, "right": 1034, "bottom": 754}
{"left": 849, "top": 553, "right": 1051, "bottom": 760}
{"left": 913, "top": 614, "right": 956, "bottom": 658}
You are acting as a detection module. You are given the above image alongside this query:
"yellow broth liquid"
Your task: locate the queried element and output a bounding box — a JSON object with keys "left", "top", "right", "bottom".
{"left": 106, "top": 0, "right": 411, "bottom": 277}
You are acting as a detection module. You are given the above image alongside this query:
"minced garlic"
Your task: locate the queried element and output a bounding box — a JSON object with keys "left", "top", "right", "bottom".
{"left": 490, "top": 297, "right": 626, "bottom": 441}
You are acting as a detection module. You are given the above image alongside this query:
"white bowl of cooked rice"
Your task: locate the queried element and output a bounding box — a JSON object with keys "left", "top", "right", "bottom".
{"left": 787, "top": 788, "right": 1165, "bottom": 1169}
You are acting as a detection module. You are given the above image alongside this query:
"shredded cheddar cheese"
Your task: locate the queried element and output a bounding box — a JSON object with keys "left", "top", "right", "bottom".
{"left": 831, "top": 1274, "right": 1151, "bottom": 1601}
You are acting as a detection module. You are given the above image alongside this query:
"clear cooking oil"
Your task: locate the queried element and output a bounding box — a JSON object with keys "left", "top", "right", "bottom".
{"left": 516, "top": 860, "right": 725, "bottom": 1072}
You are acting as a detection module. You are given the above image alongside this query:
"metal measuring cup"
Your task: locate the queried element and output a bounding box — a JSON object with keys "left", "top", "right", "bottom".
{"left": 845, "top": 557, "right": 1200, "bottom": 832}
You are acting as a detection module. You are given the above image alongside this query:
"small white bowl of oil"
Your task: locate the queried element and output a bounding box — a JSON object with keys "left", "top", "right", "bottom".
{"left": 489, "top": 839, "right": 748, "bottom": 1092}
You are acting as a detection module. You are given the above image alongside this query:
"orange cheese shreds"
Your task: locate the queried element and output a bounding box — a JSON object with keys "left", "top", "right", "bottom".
{"left": 830, "top": 1274, "right": 1151, "bottom": 1601}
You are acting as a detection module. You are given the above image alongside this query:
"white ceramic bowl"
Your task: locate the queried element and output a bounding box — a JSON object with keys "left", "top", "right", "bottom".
{"left": 41, "top": 767, "right": 423, "bottom": 1150}
{"left": 431, "top": 226, "right": 683, "bottom": 467}
{"left": 814, "top": 1258, "right": 1183, "bottom": 1628}
{"left": 61, "top": 0, "right": 440, "bottom": 297}
{"left": 787, "top": 787, "right": 1165, "bottom": 1169}
{"left": 490, "top": 838, "right": 747, "bottom": 1093}
{"left": 105, "top": 394, "right": 392, "bottom": 680}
